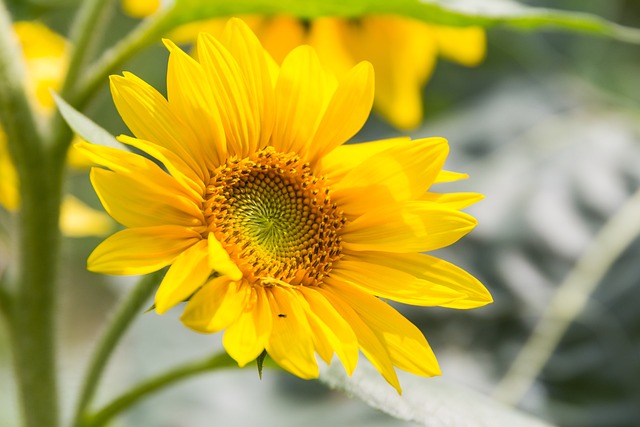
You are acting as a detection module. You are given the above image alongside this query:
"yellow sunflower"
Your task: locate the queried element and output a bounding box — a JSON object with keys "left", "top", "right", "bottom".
{"left": 120, "top": 1, "right": 485, "bottom": 130}
{"left": 0, "top": 22, "right": 112, "bottom": 237}
{"left": 78, "top": 18, "right": 491, "bottom": 392}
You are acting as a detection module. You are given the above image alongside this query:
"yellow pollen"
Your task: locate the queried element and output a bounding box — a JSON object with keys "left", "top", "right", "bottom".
{"left": 203, "top": 147, "right": 345, "bottom": 287}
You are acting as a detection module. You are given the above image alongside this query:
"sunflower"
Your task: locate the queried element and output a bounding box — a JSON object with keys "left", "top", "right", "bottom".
{"left": 120, "top": 1, "right": 485, "bottom": 130}
{"left": 0, "top": 22, "right": 112, "bottom": 237}
{"left": 78, "top": 18, "right": 491, "bottom": 392}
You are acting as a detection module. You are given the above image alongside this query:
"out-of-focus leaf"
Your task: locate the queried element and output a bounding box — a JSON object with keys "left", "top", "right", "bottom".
{"left": 163, "top": 0, "right": 640, "bottom": 44}
{"left": 52, "top": 92, "right": 129, "bottom": 151}
{"left": 319, "top": 362, "right": 556, "bottom": 427}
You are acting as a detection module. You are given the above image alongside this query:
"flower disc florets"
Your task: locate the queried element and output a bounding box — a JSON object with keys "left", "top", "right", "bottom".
{"left": 204, "top": 147, "right": 345, "bottom": 287}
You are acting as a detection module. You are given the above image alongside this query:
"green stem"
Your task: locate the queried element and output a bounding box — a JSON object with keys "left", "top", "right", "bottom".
{"left": 69, "top": 9, "right": 172, "bottom": 110}
{"left": 49, "top": 0, "right": 116, "bottom": 166}
{"left": 62, "top": 0, "right": 116, "bottom": 101}
{"left": 71, "top": 271, "right": 163, "bottom": 427}
{"left": 83, "top": 352, "right": 237, "bottom": 427}
{"left": 0, "top": 3, "right": 60, "bottom": 427}
{"left": 493, "top": 187, "right": 640, "bottom": 405}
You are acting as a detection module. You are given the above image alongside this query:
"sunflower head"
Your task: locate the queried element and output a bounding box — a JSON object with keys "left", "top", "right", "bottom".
{"left": 80, "top": 18, "right": 491, "bottom": 392}
{"left": 203, "top": 146, "right": 345, "bottom": 288}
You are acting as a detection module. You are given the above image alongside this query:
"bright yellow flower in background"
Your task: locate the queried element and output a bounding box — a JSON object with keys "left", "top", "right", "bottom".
{"left": 0, "top": 22, "right": 112, "bottom": 237}
{"left": 79, "top": 18, "right": 491, "bottom": 391}
{"left": 12, "top": 21, "right": 69, "bottom": 113}
{"left": 0, "top": 130, "right": 19, "bottom": 211}
{"left": 120, "top": 1, "right": 485, "bottom": 130}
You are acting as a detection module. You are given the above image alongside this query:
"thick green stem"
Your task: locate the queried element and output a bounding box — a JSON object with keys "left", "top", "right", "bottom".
{"left": 83, "top": 352, "right": 237, "bottom": 427}
{"left": 493, "top": 187, "right": 640, "bottom": 405}
{"left": 0, "top": 3, "right": 60, "bottom": 427}
{"left": 71, "top": 271, "right": 163, "bottom": 427}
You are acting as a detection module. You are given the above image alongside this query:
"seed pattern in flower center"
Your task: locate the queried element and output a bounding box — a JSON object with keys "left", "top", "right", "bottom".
{"left": 203, "top": 147, "right": 345, "bottom": 287}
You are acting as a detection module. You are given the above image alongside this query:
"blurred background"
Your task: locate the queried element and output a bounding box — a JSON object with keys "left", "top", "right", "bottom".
{"left": 1, "top": 0, "right": 640, "bottom": 426}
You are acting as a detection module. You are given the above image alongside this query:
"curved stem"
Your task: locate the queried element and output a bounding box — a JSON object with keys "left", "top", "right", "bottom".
{"left": 61, "top": 0, "right": 116, "bottom": 102}
{"left": 71, "top": 271, "right": 164, "bottom": 427}
{"left": 83, "top": 352, "right": 237, "bottom": 427}
{"left": 69, "top": 9, "right": 172, "bottom": 110}
{"left": 493, "top": 187, "right": 640, "bottom": 405}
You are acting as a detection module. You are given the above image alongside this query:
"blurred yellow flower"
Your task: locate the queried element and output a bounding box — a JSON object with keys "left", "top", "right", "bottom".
{"left": 79, "top": 18, "right": 491, "bottom": 391}
{"left": 121, "top": 1, "right": 485, "bottom": 129}
{"left": 121, "top": 0, "right": 160, "bottom": 18}
{"left": 0, "top": 129, "right": 19, "bottom": 211}
{"left": 12, "top": 21, "right": 69, "bottom": 114}
{"left": 0, "top": 22, "right": 111, "bottom": 236}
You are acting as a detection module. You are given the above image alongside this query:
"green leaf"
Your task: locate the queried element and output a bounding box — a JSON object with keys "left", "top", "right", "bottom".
{"left": 164, "top": 0, "right": 640, "bottom": 44}
{"left": 256, "top": 350, "right": 268, "bottom": 380}
{"left": 52, "top": 92, "right": 129, "bottom": 151}
{"left": 319, "top": 362, "right": 556, "bottom": 427}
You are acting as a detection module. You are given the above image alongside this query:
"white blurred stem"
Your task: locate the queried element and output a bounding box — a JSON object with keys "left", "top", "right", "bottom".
{"left": 493, "top": 187, "right": 640, "bottom": 405}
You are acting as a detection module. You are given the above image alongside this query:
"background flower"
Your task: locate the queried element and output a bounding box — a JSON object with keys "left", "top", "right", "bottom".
{"left": 120, "top": 1, "right": 485, "bottom": 130}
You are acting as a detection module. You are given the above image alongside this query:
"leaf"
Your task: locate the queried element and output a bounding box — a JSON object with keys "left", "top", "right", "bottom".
{"left": 256, "top": 349, "right": 268, "bottom": 380}
{"left": 164, "top": 0, "right": 640, "bottom": 44}
{"left": 318, "top": 361, "right": 556, "bottom": 427}
{"left": 52, "top": 92, "right": 129, "bottom": 151}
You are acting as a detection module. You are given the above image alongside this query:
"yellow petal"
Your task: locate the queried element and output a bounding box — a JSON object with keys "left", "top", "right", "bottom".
{"left": 317, "top": 284, "right": 400, "bottom": 392}
{"left": 165, "top": 39, "right": 228, "bottom": 167}
{"left": 299, "top": 286, "right": 359, "bottom": 375}
{"left": 265, "top": 287, "right": 319, "bottom": 379}
{"left": 197, "top": 31, "right": 259, "bottom": 158}
{"left": 223, "top": 286, "right": 272, "bottom": 367}
{"left": 208, "top": 233, "right": 242, "bottom": 281}
{"left": 87, "top": 225, "right": 201, "bottom": 275}
{"left": 271, "top": 45, "right": 336, "bottom": 155}
{"left": 433, "top": 26, "right": 486, "bottom": 67}
{"left": 418, "top": 192, "right": 484, "bottom": 210}
{"left": 326, "top": 278, "right": 441, "bottom": 378}
{"left": 435, "top": 170, "right": 468, "bottom": 183}
{"left": 220, "top": 17, "right": 277, "bottom": 150}
{"left": 355, "top": 252, "right": 492, "bottom": 309}
{"left": 309, "top": 61, "right": 374, "bottom": 163}
{"left": 117, "top": 135, "right": 204, "bottom": 200}
{"left": 155, "top": 239, "right": 211, "bottom": 314}
{"left": 341, "top": 201, "right": 477, "bottom": 253}
{"left": 75, "top": 141, "right": 201, "bottom": 203}
{"left": 121, "top": 0, "right": 159, "bottom": 18}
{"left": 332, "top": 137, "right": 449, "bottom": 216}
{"left": 110, "top": 73, "right": 209, "bottom": 181}
{"left": 66, "top": 136, "right": 95, "bottom": 169}
{"left": 331, "top": 258, "right": 464, "bottom": 306}
{"left": 90, "top": 167, "right": 204, "bottom": 228}
{"left": 180, "top": 278, "right": 250, "bottom": 333}
{"left": 317, "top": 137, "right": 410, "bottom": 182}
{"left": 60, "top": 195, "right": 113, "bottom": 237}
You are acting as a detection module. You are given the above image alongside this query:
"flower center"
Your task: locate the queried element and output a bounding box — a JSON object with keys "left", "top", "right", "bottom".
{"left": 203, "top": 147, "right": 345, "bottom": 287}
